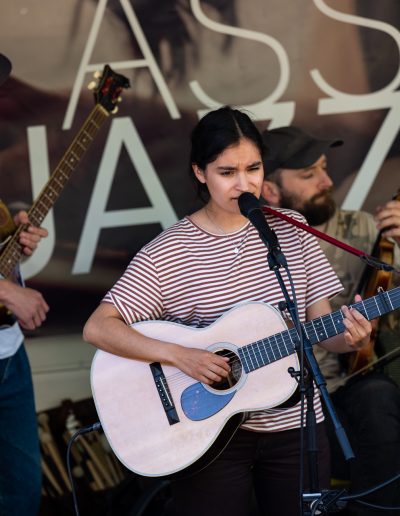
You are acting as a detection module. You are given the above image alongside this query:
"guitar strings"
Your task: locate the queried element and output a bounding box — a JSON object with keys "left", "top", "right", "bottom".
{"left": 159, "top": 289, "right": 400, "bottom": 389}
{"left": 164, "top": 350, "right": 241, "bottom": 388}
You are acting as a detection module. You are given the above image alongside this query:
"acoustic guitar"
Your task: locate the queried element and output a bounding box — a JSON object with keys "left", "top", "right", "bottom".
{"left": 91, "top": 287, "right": 400, "bottom": 478}
{"left": 0, "top": 65, "right": 130, "bottom": 324}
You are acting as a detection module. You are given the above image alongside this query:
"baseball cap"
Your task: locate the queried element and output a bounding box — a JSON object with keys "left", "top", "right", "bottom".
{"left": 262, "top": 126, "right": 343, "bottom": 175}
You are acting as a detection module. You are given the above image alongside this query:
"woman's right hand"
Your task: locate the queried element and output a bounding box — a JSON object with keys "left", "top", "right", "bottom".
{"left": 171, "top": 346, "right": 231, "bottom": 385}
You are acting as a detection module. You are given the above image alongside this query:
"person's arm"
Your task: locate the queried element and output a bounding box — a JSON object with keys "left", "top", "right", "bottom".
{"left": 0, "top": 210, "right": 49, "bottom": 329}
{"left": 83, "top": 302, "right": 231, "bottom": 385}
{"left": 307, "top": 295, "right": 371, "bottom": 353}
{"left": 0, "top": 280, "right": 48, "bottom": 330}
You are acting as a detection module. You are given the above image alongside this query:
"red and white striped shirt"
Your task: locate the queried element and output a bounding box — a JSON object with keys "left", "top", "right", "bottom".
{"left": 104, "top": 209, "right": 342, "bottom": 432}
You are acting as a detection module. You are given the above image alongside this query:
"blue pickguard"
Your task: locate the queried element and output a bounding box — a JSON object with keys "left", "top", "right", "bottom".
{"left": 181, "top": 383, "right": 236, "bottom": 421}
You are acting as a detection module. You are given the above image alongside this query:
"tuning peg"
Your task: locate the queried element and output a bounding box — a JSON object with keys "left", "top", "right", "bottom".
{"left": 93, "top": 70, "right": 102, "bottom": 79}
{"left": 87, "top": 81, "right": 97, "bottom": 90}
{"left": 111, "top": 106, "right": 119, "bottom": 115}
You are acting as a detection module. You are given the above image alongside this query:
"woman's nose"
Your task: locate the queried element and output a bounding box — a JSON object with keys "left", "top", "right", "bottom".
{"left": 236, "top": 172, "right": 250, "bottom": 191}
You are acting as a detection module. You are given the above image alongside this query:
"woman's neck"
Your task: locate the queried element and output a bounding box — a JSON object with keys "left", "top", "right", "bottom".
{"left": 192, "top": 204, "right": 248, "bottom": 234}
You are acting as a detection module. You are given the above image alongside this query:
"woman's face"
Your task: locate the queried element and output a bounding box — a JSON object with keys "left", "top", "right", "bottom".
{"left": 193, "top": 138, "right": 264, "bottom": 215}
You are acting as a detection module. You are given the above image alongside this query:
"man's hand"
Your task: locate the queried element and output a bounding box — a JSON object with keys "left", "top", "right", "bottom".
{"left": 375, "top": 199, "right": 400, "bottom": 245}
{"left": 14, "top": 210, "right": 48, "bottom": 257}
{"left": 0, "top": 279, "right": 49, "bottom": 330}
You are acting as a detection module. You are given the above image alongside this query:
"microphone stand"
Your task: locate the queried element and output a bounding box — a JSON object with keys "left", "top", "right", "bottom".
{"left": 255, "top": 221, "right": 354, "bottom": 515}
{"left": 239, "top": 193, "right": 400, "bottom": 512}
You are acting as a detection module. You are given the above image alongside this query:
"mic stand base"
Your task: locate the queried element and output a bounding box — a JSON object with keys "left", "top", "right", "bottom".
{"left": 303, "top": 489, "right": 348, "bottom": 514}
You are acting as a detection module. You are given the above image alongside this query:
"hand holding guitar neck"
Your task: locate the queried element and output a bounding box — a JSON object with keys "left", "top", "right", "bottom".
{"left": 14, "top": 210, "right": 48, "bottom": 257}
{"left": 0, "top": 209, "right": 49, "bottom": 329}
{"left": 0, "top": 65, "right": 130, "bottom": 327}
{"left": 0, "top": 64, "right": 130, "bottom": 281}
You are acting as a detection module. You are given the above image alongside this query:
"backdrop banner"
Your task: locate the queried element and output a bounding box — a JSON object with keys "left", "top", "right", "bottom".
{"left": 0, "top": 0, "right": 399, "bottom": 336}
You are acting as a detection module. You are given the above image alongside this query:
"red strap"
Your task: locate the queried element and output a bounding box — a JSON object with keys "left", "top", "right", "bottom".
{"left": 261, "top": 205, "right": 395, "bottom": 272}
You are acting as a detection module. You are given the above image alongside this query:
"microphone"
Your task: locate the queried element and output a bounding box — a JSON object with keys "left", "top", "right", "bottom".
{"left": 238, "top": 192, "right": 287, "bottom": 267}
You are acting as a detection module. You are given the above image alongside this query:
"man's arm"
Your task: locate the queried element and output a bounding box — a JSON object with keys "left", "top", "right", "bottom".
{"left": 0, "top": 210, "right": 49, "bottom": 329}
{"left": 0, "top": 280, "right": 48, "bottom": 330}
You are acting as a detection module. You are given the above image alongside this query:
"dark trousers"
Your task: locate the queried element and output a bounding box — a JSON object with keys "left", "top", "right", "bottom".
{"left": 0, "top": 345, "right": 41, "bottom": 516}
{"left": 327, "top": 373, "right": 400, "bottom": 515}
{"left": 168, "top": 422, "right": 330, "bottom": 516}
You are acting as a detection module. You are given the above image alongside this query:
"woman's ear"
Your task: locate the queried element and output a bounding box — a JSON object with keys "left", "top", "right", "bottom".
{"left": 192, "top": 164, "right": 206, "bottom": 184}
{"left": 261, "top": 180, "right": 281, "bottom": 206}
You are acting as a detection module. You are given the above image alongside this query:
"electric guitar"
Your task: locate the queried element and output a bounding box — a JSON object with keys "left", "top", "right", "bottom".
{"left": 0, "top": 65, "right": 130, "bottom": 324}
{"left": 91, "top": 287, "right": 400, "bottom": 478}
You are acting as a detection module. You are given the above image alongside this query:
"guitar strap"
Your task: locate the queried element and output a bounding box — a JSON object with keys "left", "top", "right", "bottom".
{"left": 261, "top": 205, "right": 398, "bottom": 274}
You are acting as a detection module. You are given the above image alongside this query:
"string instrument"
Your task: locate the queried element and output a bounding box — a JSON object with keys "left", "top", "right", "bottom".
{"left": 91, "top": 291, "right": 400, "bottom": 477}
{"left": 0, "top": 65, "right": 130, "bottom": 325}
{"left": 347, "top": 189, "right": 400, "bottom": 374}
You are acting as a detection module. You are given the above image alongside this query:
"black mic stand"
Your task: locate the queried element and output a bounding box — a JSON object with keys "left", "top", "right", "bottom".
{"left": 256, "top": 223, "right": 354, "bottom": 515}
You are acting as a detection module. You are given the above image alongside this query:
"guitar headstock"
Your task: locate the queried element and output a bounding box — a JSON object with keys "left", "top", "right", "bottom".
{"left": 88, "top": 65, "right": 130, "bottom": 114}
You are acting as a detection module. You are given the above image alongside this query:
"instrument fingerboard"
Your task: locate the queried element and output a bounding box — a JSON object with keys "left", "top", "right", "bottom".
{"left": 0, "top": 104, "right": 109, "bottom": 279}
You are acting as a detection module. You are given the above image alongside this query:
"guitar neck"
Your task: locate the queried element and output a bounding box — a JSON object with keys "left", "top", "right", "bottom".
{"left": 239, "top": 286, "right": 400, "bottom": 373}
{"left": 0, "top": 104, "right": 109, "bottom": 279}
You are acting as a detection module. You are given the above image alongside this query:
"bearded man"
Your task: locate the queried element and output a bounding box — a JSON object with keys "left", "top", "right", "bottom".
{"left": 261, "top": 126, "right": 400, "bottom": 516}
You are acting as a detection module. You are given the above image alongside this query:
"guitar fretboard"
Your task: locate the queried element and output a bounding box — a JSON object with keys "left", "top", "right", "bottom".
{"left": 239, "top": 287, "right": 400, "bottom": 373}
{"left": 0, "top": 104, "right": 109, "bottom": 278}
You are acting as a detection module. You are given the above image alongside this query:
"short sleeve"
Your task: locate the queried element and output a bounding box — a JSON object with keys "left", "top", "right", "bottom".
{"left": 103, "top": 250, "right": 163, "bottom": 325}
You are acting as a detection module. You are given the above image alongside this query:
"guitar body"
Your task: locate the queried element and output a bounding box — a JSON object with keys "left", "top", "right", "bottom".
{"left": 91, "top": 301, "right": 299, "bottom": 478}
{"left": 0, "top": 199, "right": 15, "bottom": 243}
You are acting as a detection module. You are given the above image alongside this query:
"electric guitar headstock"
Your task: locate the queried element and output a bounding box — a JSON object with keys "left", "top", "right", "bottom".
{"left": 88, "top": 64, "right": 130, "bottom": 114}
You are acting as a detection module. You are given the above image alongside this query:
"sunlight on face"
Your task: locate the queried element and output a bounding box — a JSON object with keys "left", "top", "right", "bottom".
{"left": 278, "top": 155, "right": 336, "bottom": 225}
{"left": 194, "top": 138, "right": 264, "bottom": 216}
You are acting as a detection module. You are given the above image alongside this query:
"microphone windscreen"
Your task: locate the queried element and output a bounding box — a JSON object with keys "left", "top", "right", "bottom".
{"left": 238, "top": 192, "right": 260, "bottom": 217}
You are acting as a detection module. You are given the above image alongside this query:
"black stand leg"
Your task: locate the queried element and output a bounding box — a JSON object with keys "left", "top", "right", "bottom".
{"left": 251, "top": 220, "right": 354, "bottom": 514}
{"left": 305, "top": 374, "right": 319, "bottom": 494}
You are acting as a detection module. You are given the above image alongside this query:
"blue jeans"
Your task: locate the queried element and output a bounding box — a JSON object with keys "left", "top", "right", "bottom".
{"left": 0, "top": 345, "right": 41, "bottom": 516}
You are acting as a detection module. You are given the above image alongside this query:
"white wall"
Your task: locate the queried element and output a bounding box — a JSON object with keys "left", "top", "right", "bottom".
{"left": 26, "top": 334, "right": 96, "bottom": 412}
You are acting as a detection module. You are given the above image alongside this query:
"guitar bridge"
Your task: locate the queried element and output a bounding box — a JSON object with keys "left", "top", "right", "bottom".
{"left": 150, "top": 362, "right": 180, "bottom": 426}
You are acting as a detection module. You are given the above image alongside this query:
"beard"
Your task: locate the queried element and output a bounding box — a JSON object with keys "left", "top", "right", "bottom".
{"left": 279, "top": 188, "right": 336, "bottom": 226}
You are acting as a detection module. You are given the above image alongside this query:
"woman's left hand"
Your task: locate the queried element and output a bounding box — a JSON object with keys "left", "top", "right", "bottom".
{"left": 341, "top": 294, "right": 372, "bottom": 350}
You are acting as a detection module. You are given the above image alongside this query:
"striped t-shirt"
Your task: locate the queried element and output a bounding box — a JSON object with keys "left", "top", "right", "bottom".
{"left": 103, "top": 209, "right": 342, "bottom": 432}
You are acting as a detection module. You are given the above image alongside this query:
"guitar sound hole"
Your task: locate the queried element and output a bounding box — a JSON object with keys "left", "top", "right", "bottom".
{"left": 211, "top": 349, "right": 242, "bottom": 391}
